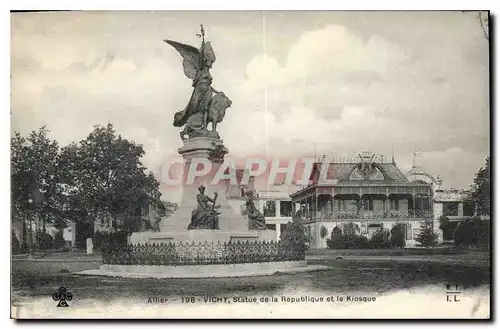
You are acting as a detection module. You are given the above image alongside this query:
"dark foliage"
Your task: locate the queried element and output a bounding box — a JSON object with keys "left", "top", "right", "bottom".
{"left": 280, "top": 220, "right": 308, "bottom": 255}
{"left": 390, "top": 224, "right": 406, "bottom": 248}
{"left": 12, "top": 231, "right": 21, "bottom": 255}
{"left": 415, "top": 221, "right": 438, "bottom": 248}
{"left": 100, "top": 231, "right": 130, "bottom": 250}
{"left": 454, "top": 218, "right": 490, "bottom": 249}
{"left": 331, "top": 226, "right": 342, "bottom": 238}
{"left": 471, "top": 157, "right": 490, "bottom": 216}
{"left": 327, "top": 234, "right": 369, "bottom": 249}
{"left": 53, "top": 231, "right": 66, "bottom": 249}
{"left": 368, "top": 229, "right": 391, "bottom": 249}
{"left": 37, "top": 232, "right": 54, "bottom": 250}
{"left": 11, "top": 124, "right": 164, "bottom": 244}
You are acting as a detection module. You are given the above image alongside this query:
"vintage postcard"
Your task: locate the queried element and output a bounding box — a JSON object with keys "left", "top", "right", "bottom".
{"left": 10, "top": 10, "right": 490, "bottom": 319}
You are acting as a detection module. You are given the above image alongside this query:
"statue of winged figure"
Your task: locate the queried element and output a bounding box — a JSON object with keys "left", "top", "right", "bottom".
{"left": 165, "top": 25, "right": 232, "bottom": 141}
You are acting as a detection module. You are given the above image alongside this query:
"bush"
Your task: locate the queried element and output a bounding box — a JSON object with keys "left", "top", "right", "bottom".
{"left": 331, "top": 226, "right": 342, "bottom": 239}
{"left": 280, "top": 221, "right": 308, "bottom": 256}
{"left": 390, "top": 224, "right": 406, "bottom": 248}
{"left": 53, "top": 231, "right": 66, "bottom": 249}
{"left": 100, "top": 231, "right": 130, "bottom": 250}
{"left": 326, "top": 234, "right": 368, "bottom": 249}
{"left": 353, "top": 235, "right": 369, "bottom": 248}
{"left": 416, "top": 221, "right": 438, "bottom": 248}
{"left": 369, "top": 229, "right": 391, "bottom": 249}
{"left": 438, "top": 216, "right": 450, "bottom": 231}
{"left": 38, "top": 232, "right": 54, "bottom": 250}
{"left": 454, "top": 218, "right": 490, "bottom": 249}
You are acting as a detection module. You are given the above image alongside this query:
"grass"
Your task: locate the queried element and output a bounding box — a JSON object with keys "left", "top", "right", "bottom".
{"left": 307, "top": 247, "right": 488, "bottom": 257}
{"left": 11, "top": 252, "right": 490, "bottom": 305}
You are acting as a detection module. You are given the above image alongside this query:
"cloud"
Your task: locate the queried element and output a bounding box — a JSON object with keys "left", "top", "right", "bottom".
{"left": 237, "top": 23, "right": 488, "bottom": 187}
{"left": 10, "top": 13, "right": 489, "bottom": 202}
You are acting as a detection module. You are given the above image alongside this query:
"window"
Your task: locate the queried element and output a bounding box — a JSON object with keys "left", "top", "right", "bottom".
{"left": 362, "top": 199, "right": 373, "bottom": 211}
{"left": 343, "top": 223, "right": 358, "bottom": 236}
{"left": 463, "top": 201, "right": 475, "bottom": 216}
{"left": 280, "top": 201, "right": 293, "bottom": 217}
{"left": 443, "top": 202, "right": 459, "bottom": 216}
{"left": 263, "top": 201, "right": 276, "bottom": 217}
{"left": 390, "top": 199, "right": 400, "bottom": 211}
{"left": 415, "top": 196, "right": 430, "bottom": 211}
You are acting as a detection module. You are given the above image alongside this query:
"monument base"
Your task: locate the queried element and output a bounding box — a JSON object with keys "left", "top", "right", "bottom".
{"left": 76, "top": 261, "right": 332, "bottom": 279}
{"left": 130, "top": 230, "right": 276, "bottom": 245}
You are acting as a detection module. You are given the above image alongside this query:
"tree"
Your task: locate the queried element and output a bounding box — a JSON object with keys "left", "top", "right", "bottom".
{"left": 11, "top": 127, "right": 61, "bottom": 250}
{"left": 281, "top": 214, "right": 308, "bottom": 256}
{"left": 331, "top": 226, "right": 342, "bottom": 239}
{"left": 390, "top": 224, "right": 406, "bottom": 248}
{"left": 415, "top": 221, "right": 438, "bottom": 248}
{"left": 471, "top": 157, "right": 490, "bottom": 216}
{"left": 59, "top": 123, "right": 162, "bottom": 233}
{"left": 453, "top": 219, "right": 475, "bottom": 249}
{"left": 453, "top": 218, "right": 489, "bottom": 250}
{"left": 476, "top": 219, "right": 490, "bottom": 248}
{"left": 53, "top": 231, "right": 66, "bottom": 249}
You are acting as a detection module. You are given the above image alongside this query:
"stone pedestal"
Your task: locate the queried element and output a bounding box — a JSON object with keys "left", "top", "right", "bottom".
{"left": 131, "top": 137, "right": 275, "bottom": 244}
{"left": 130, "top": 230, "right": 276, "bottom": 244}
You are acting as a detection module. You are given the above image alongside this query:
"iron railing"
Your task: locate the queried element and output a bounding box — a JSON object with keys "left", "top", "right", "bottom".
{"left": 311, "top": 210, "right": 433, "bottom": 221}
{"left": 102, "top": 240, "right": 305, "bottom": 266}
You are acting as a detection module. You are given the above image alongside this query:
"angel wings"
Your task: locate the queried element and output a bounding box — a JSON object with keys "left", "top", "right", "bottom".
{"left": 164, "top": 39, "right": 216, "bottom": 80}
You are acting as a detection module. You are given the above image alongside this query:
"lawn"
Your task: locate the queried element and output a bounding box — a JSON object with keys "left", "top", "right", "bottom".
{"left": 11, "top": 250, "right": 490, "bottom": 307}
{"left": 306, "top": 247, "right": 490, "bottom": 257}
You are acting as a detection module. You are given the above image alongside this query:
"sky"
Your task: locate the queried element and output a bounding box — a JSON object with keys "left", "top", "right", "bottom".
{"left": 11, "top": 11, "right": 490, "bottom": 201}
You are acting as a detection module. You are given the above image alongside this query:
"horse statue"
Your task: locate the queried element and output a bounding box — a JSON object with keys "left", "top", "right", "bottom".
{"left": 165, "top": 25, "right": 232, "bottom": 141}
{"left": 179, "top": 89, "right": 232, "bottom": 141}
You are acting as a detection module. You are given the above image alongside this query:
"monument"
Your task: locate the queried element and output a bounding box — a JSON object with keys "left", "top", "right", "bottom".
{"left": 130, "top": 25, "right": 275, "bottom": 245}
{"left": 77, "top": 25, "right": 325, "bottom": 279}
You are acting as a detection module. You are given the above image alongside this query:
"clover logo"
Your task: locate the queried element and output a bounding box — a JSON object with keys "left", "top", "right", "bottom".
{"left": 52, "top": 286, "right": 73, "bottom": 307}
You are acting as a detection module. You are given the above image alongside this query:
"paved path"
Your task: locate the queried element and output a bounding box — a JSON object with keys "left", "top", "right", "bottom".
{"left": 13, "top": 252, "right": 102, "bottom": 262}
{"left": 306, "top": 255, "right": 490, "bottom": 266}
{"left": 77, "top": 264, "right": 330, "bottom": 279}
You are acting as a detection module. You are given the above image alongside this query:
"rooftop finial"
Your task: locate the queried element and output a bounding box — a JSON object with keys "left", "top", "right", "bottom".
{"left": 412, "top": 149, "right": 422, "bottom": 170}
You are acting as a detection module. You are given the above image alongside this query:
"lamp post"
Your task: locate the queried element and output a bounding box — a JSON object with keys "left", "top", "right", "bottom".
{"left": 28, "top": 198, "right": 33, "bottom": 258}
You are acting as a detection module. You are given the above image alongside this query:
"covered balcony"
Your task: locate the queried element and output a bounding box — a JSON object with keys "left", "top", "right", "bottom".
{"left": 292, "top": 186, "right": 433, "bottom": 222}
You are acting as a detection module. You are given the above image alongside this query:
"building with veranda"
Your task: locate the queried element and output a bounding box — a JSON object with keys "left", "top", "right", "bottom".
{"left": 290, "top": 151, "right": 435, "bottom": 248}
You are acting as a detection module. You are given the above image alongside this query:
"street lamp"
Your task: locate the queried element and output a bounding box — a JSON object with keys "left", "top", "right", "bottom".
{"left": 28, "top": 198, "right": 33, "bottom": 257}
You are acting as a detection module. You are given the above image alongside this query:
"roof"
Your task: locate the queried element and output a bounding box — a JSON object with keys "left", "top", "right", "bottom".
{"left": 309, "top": 161, "right": 410, "bottom": 184}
